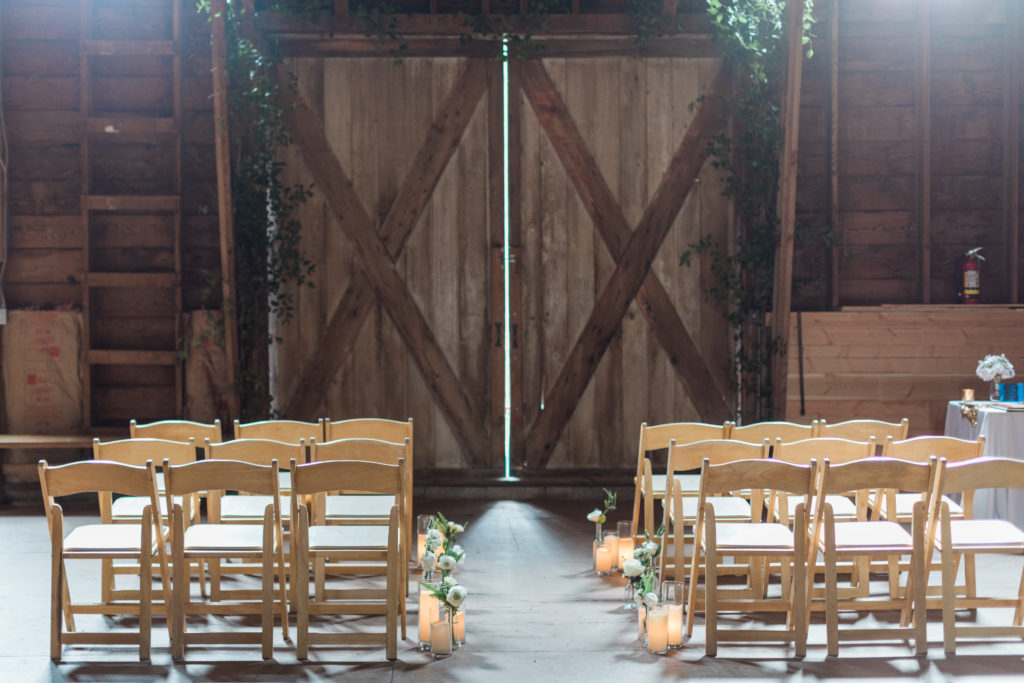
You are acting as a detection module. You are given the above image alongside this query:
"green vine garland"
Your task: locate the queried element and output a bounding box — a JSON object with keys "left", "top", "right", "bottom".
{"left": 681, "top": 0, "right": 826, "bottom": 421}
{"left": 197, "top": 0, "right": 318, "bottom": 419}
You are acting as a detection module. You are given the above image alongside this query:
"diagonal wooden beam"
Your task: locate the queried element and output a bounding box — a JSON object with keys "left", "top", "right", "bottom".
{"left": 524, "top": 67, "right": 729, "bottom": 469}
{"left": 520, "top": 60, "right": 730, "bottom": 423}
{"left": 278, "top": 62, "right": 491, "bottom": 465}
{"left": 282, "top": 60, "right": 488, "bottom": 419}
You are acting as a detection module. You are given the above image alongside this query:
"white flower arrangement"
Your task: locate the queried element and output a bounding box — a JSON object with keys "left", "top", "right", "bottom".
{"left": 977, "top": 354, "right": 1015, "bottom": 382}
{"left": 586, "top": 508, "right": 604, "bottom": 523}
{"left": 446, "top": 584, "right": 468, "bottom": 609}
{"left": 438, "top": 555, "right": 457, "bottom": 572}
{"left": 451, "top": 544, "right": 465, "bottom": 564}
{"left": 442, "top": 575, "right": 458, "bottom": 589}
{"left": 426, "top": 528, "right": 444, "bottom": 544}
{"left": 643, "top": 592, "right": 659, "bottom": 609}
{"left": 422, "top": 552, "right": 436, "bottom": 572}
{"left": 622, "top": 558, "right": 643, "bottom": 578}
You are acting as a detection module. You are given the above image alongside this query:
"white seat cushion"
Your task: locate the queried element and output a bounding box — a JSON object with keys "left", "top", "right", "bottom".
{"left": 937, "top": 519, "right": 1024, "bottom": 550}
{"left": 220, "top": 495, "right": 290, "bottom": 520}
{"left": 183, "top": 523, "right": 266, "bottom": 552}
{"left": 781, "top": 494, "right": 857, "bottom": 520}
{"left": 830, "top": 521, "right": 913, "bottom": 553}
{"left": 664, "top": 496, "right": 752, "bottom": 523}
{"left": 712, "top": 522, "right": 795, "bottom": 551}
{"left": 111, "top": 495, "right": 182, "bottom": 519}
{"left": 64, "top": 524, "right": 157, "bottom": 553}
{"left": 325, "top": 494, "right": 393, "bottom": 519}
{"left": 308, "top": 525, "right": 390, "bottom": 551}
{"left": 647, "top": 473, "right": 701, "bottom": 497}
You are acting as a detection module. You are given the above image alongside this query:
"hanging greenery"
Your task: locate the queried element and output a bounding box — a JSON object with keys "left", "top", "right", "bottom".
{"left": 197, "top": 0, "right": 318, "bottom": 419}
{"left": 680, "top": 0, "right": 826, "bottom": 420}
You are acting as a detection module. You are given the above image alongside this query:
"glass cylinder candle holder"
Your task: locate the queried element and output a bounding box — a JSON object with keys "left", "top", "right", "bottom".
{"left": 604, "top": 533, "right": 619, "bottom": 571}
{"left": 637, "top": 605, "right": 647, "bottom": 642}
{"left": 417, "top": 514, "right": 435, "bottom": 566}
{"left": 418, "top": 583, "right": 440, "bottom": 650}
{"left": 452, "top": 609, "right": 465, "bottom": 646}
{"left": 624, "top": 580, "right": 638, "bottom": 610}
{"left": 430, "top": 609, "right": 453, "bottom": 659}
{"left": 661, "top": 580, "right": 685, "bottom": 649}
{"left": 616, "top": 521, "right": 635, "bottom": 570}
{"left": 595, "top": 536, "right": 615, "bottom": 575}
{"left": 646, "top": 605, "right": 669, "bottom": 655}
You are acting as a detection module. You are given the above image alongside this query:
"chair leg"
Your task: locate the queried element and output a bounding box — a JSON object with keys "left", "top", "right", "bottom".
{"left": 61, "top": 561, "right": 75, "bottom": 632}
{"left": 941, "top": 539, "right": 957, "bottom": 654}
{"left": 171, "top": 536, "right": 186, "bottom": 660}
{"left": 50, "top": 516, "right": 63, "bottom": 662}
{"left": 911, "top": 507, "right": 927, "bottom": 656}
{"left": 965, "top": 553, "right": 977, "bottom": 599}
{"left": 296, "top": 510, "right": 310, "bottom": 661}
{"left": 824, "top": 512, "right": 839, "bottom": 657}
{"left": 794, "top": 547, "right": 807, "bottom": 658}
{"left": 101, "top": 558, "right": 114, "bottom": 603}
{"left": 262, "top": 540, "right": 274, "bottom": 659}
{"left": 140, "top": 550, "right": 152, "bottom": 661}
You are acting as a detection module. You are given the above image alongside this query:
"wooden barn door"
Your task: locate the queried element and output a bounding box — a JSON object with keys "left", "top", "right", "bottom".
{"left": 515, "top": 56, "right": 734, "bottom": 471}
{"left": 274, "top": 57, "right": 502, "bottom": 468}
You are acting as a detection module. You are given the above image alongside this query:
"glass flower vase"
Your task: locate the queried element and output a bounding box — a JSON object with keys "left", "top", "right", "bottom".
{"left": 624, "top": 580, "right": 637, "bottom": 610}
{"left": 991, "top": 377, "right": 1001, "bottom": 401}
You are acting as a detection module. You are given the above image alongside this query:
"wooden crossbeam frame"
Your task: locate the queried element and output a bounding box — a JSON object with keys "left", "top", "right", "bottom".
{"left": 278, "top": 59, "right": 491, "bottom": 465}
{"left": 521, "top": 61, "right": 731, "bottom": 469}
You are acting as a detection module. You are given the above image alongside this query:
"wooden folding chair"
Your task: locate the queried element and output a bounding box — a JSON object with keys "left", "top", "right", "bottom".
{"left": 688, "top": 458, "right": 818, "bottom": 656}
{"left": 813, "top": 457, "right": 940, "bottom": 656}
{"left": 39, "top": 459, "right": 166, "bottom": 661}
{"left": 292, "top": 459, "right": 405, "bottom": 660}
{"left": 660, "top": 439, "right": 769, "bottom": 584}
{"left": 816, "top": 418, "right": 908, "bottom": 451}
{"left": 771, "top": 437, "right": 876, "bottom": 600}
{"left": 630, "top": 421, "right": 731, "bottom": 539}
{"left": 163, "top": 457, "right": 288, "bottom": 659}
{"left": 323, "top": 418, "right": 414, "bottom": 567}
{"left": 93, "top": 437, "right": 196, "bottom": 603}
{"left": 308, "top": 437, "right": 411, "bottom": 638}
{"left": 203, "top": 438, "right": 304, "bottom": 603}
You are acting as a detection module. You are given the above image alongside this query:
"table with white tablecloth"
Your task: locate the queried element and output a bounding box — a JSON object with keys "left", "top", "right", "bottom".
{"left": 944, "top": 400, "right": 1024, "bottom": 527}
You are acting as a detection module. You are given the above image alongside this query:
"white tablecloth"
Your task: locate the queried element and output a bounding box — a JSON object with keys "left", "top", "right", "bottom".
{"left": 944, "top": 401, "right": 1024, "bottom": 527}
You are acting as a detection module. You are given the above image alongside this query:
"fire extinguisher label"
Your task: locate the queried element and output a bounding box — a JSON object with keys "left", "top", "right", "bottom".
{"left": 965, "top": 270, "right": 980, "bottom": 294}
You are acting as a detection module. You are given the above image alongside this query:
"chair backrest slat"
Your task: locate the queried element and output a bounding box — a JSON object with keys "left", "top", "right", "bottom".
{"left": 233, "top": 419, "right": 322, "bottom": 442}
{"left": 820, "top": 457, "right": 935, "bottom": 497}
{"left": 886, "top": 435, "right": 985, "bottom": 462}
{"left": 700, "top": 458, "right": 817, "bottom": 497}
{"left": 817, "top": 418, "right": 908, "bottom": 443}
{"left": 667, "top": 438, "right": 769, "bottom": 475}
{"left": 163, "top": 458, "right": 279, "bottom": 496}
{"left": 94, "top": 437, "right": 196, "bottom": 467}
{"left": 774, "top": 437, "right": 876, "bottom": 466}
{"left": 205, "top": 438, "right": 305, "bottom": 468}
{"left": 940, "top": 457, "right": 1024, "bottom": 494}
{"left": 293, "top": 459, "right": 404, "bottom": 497}
{"left": 39, "top": 459, "right": 154, "bottom": 499}
{"left": 730, "top": 421, "right": 816, "bottom": 444}
{"left": 130, "top": 419, "right": 222, "bottom": 444}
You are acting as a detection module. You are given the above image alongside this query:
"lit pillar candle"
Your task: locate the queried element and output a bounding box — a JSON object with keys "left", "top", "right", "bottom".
{"left": 595, "top": 543, "right": 614, "bottom": 574}
{"left": 430, "top": 618, "right": 452, "bottom": 656}
{"left": 603, "top": 534, "right": 619, "bottom": 569}
{"left": 647, "top": 606, "right": 668, "bottom": 654}
{"left": 418, "top": 587, "right": 439, "bottom": 645}
{"left": 667, "top": 604, "right": 683, "bottom": 647}
{"left": 617, "top": 536, "right": 635, "bottom": 569}
{"left": 453, "top": 610, "right": 465, "bottom": 644}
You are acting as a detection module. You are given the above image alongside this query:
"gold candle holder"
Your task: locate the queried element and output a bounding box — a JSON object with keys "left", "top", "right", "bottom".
{"left": 962, "top": 388, "right": 975, "bottom": 402}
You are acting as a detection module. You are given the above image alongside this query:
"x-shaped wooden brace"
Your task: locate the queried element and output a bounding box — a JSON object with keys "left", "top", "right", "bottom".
{"left": 521, "top": 60, "right": 731, "bottom": 469}
{"left": 278, "top": 59, "right": 491, "bottom": 465}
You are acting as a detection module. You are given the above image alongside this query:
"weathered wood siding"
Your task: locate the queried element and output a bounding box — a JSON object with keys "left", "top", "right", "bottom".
{"left": 786, "top": 306, "right": 1024, "bottom": 435}
{"left": 519, "top": 56, "right": 731, "bottom": 469}
{"left": 274, "top": 57, "right": 496, "bottom": 469}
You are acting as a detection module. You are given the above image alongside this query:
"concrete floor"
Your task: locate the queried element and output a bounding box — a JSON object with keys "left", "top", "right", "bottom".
{"left": 3, "top": 498, "right": 1024, "bottom": 681}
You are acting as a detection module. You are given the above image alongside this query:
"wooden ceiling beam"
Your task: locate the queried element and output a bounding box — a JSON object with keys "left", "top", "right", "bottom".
{"left": 520, "top": 59, "right": 731, "bottom": 425}
{"left": 523, "top": 64, "right": 731, "bottom": 470}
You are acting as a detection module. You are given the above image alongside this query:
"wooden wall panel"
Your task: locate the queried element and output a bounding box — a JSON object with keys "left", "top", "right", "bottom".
{"left": 274, "top": 56, "right": 493, "bottom": 469}
{"left": 785, "top": 307, "right": 1024, "bottom": 435}
{"left": 519, "top": 56, "right": 730, "bottom": 470}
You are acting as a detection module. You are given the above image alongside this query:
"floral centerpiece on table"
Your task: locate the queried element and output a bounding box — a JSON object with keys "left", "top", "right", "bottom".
{"left": 977, "top": 353, "right": 1016, "bottom": 400}
{"left": 587, "top": 488, "right": 618, "bottom": 541}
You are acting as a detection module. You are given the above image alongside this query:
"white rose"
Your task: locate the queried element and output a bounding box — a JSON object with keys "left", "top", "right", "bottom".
{"left": 447, "top": 584, "right": 467, "bottom": 608}
{"left": 422, "top": 552, "right": 436, "bottom": 570}
{"left": 451, "top": 544, "right": 465, "bottom": 563}
{"left": 452, "top": 523, "right": 465, "bottom": 535}
{"left": 622, "top": 558, "right": 643, "bottom": 578}
{"left": 634, "top": 546, "right": 648, "bottom": 558}
{"left": 442, "top": 575, "right": 458, "bottom": 589}
{"left": 586, "top": 508, "right": 603, "bottom": 522}
{"left": 438, "top": 555, "right": 457, "bottom": 572}
{"left": 643, "top": 542, "right": 659, "bottom": 557}
{"left": 643, "top": 592, "right": 659, "bottom": 609}
{"left": 427, "top": 528, "right": 443, "bottom": 543}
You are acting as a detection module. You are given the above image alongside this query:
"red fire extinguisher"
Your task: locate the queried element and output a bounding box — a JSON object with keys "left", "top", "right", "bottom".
{"left": 959, "top": 247, "right": 984, "bottom": 304}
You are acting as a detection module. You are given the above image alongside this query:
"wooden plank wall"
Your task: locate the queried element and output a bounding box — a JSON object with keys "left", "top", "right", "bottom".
{"left": 519, "top": 56, "right": 731, "bottom": 469}
{"left": 1, "top": 0, "right": 219, "bottom": 311}
{"left": 274, "top": 57, "right": 495, "bottom": 470}
{"left": 794, "top": 0, "right": 1023, "bottom": 309}
{"left": 786, "top": 306, "right": 1024, "bottom": 436}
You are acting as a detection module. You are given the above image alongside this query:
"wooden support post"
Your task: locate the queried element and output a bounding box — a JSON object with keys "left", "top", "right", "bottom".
{"left": 333, "top": 0, "right": 349, "bottom": 30}
{"left": 916, "top": 0, "right": 931, "bottom": 304}
{"left": 826, "top": 0, "right": 840, "bottom": 311}
{"left": 210, "top": 0, "right": 242, "bottom": 420}
{"left": 1005, "top": 1, "right": 1020, "bottom": 304}
{"left": 769, "top": 0, "right": 804, "bottom": 418}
